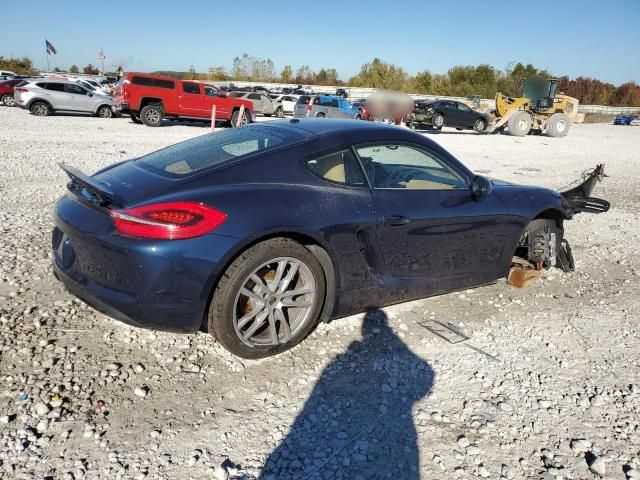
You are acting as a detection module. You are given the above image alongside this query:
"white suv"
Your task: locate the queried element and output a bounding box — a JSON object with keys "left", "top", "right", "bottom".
{"left": 14, "top": 79, "right": 114, "bottom": 117}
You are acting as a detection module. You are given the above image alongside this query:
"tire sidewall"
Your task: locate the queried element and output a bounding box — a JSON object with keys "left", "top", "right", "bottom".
{"left": 433, "top": 114, "right": 444, "bottom": 127}
{"left": 141, "top": 105, "right": 162, "bottom": 127}
{"left": 209, "top": 239, "right": 326, "bottom": 359}
{"left": 474, "top": 118, "right": 486, "bottom": 132}
{"left": 98, "top": 105, "right": 113, "bottom": 118}
{"left": 2, "top": 94, "right": 15, "bottom": 107}
{"left": 30, "top": 102, "right": 50, "bottom": 116}
{"left": 275, "top": 107, "right": 284, "bottom": 118}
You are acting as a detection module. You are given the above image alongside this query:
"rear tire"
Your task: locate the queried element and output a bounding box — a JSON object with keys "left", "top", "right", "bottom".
{"left": 97, "top": 105, "right": 113, "bottom": 118}
{"left": 507, "top": 111, "right": 532, "bottom": 136}
{"left": 130, "top": 113, "right": 142, "bottom": 124}
{"left": 208, "top": 238, "right": 326, "bottom": 359}
{"left": 473, "top": 118, "right": 487, "bottom": 132}
{"left": 30, "top": 101, "right": 50, "bottom": 116}
{"left": 432, "top": 114, "right": 444, "bottom": 129}
{"left": 546, "top": 113, "right": 570, "bottom": 137}
{"left": 315, "top": 112, "right": 326, "bottom": 118}
{"left": 230, "top": 109, "right": 249, "bottom": 127}
{"left": 275, "top": 107, "right": 284, "bottom": 118}
{"left": 2, "top": 94, "right": 15, "bottom": 107}
{"left": 140, "top": 104, "right": 163, "bottom": 127}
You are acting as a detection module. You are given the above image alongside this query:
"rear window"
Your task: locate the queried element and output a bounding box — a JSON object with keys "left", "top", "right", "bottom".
{"left": 296, "top": 95, "right": 311, "bottom": 105}
{"left": 135, "top": 125, "right": 306, "bottom": 178}
{"left": 228, "top": 92, "right": 243, "bottom": 97}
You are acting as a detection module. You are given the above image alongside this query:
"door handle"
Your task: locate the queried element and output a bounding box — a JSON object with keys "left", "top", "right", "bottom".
{"left": 384, "top": 215, "right": 410, "bottom": 226}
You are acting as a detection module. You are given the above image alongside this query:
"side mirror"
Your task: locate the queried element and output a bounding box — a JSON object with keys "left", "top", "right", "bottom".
{"left": 470, "top": 175, "right": 493, "bottom": 200}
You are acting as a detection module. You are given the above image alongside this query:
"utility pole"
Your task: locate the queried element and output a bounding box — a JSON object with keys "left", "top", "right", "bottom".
{"left": 97, "top": 49, "right": 106, "bottom": 76}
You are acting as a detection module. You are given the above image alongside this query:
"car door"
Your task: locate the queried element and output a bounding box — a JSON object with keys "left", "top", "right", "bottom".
{"left": 63, "top": 83, "right": 92, "bottom": 112}
{"left": 261, "top": 94, "right": 275, "bottom": 114}
{"left": 455, "top": 102, "right": 475, "bottom": 128}
{"left": 203, "top": 85, "right": 230, "bottom": 119}
{"left": 355, "top": 143, "right": 521, "bottom": 292}
{"left": 247, "top": 93, "right": 263, "bottom": 113}
{"left": 179, "top": 82, "right": 206, "bottom": 116}
{"left": 440, "top": 101, "right": 460, "bottom": 126}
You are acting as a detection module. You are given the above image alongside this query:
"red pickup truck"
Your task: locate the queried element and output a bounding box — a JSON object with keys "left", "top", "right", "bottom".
{"left": 112, "top": 72, "right": 255, "bottom": 127}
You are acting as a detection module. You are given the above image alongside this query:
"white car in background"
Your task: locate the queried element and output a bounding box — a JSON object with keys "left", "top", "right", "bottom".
{"left": 631, "top": 117, "right": 640, "bottom": 126}
{"left": 274, "top": 94, "right": 299, "bottom": 114}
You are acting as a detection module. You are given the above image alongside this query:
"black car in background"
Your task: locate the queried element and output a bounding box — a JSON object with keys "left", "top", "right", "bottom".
{"left": 408, "top": 99, "right": 491, "bottom": 132}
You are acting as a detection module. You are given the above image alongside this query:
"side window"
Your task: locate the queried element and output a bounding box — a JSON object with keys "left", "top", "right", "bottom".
{"left": 305, "top": 149, "right": 366, "bottom": 187}
{"left": 320, "top": 98, "right": 339, "bottom": 108}
{"left": 204, "top": 86, "right": 219, "bottom": 97}
{"left": 456, "top": 103, "right": 471, "bottom": 112}
{"left": 65, "top": 84, "right": 87, "bottom": 95}
{"left": 355, "top": 144, "right": 467, "bottom": 190}
{"left": 183, "top": 82, "right": 200, "bottom": 94}
{"left": 43, "top": 83, "right": 65, "bottom": 92}
{"left": 154, "top": 79, "right": 175, "bottom": 89}
{"left": 132, "top": 76, "right": 154, "bottom": 86}
{"left": 248, "top": 93, "right": 261, "bottom": 100}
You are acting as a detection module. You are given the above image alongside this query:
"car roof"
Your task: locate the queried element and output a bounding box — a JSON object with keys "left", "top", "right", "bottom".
{"left": 265, "top": 118, "right": 411, "bottom": 137}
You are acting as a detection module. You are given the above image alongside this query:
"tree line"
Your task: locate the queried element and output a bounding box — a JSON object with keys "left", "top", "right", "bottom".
{"left": 2, "top": 54, "right": 639, "bottom": 107}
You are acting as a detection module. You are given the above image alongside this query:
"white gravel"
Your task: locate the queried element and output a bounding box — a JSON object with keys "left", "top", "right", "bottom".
{"left": 0, "top": 106, "right": 639, "bottom": 479}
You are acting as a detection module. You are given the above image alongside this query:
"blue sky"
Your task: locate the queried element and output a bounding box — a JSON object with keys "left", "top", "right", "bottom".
{"left": 1, "top": 0, "right": 638, "bottom": 84}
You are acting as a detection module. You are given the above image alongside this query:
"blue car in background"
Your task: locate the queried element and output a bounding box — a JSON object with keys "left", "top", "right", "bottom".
{"left": 293, "top": 95, "right": 362, "bottom": 119}
{"left": 52, "top": 119, "right": 609, "bottom": 358}
{"left": 613, "top": 114, "right": 639, "bottom": 125}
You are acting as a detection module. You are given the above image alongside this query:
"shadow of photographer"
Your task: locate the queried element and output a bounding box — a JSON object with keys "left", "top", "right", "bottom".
{"left": 259, "top": 308, "right": 434, "bottom": 479}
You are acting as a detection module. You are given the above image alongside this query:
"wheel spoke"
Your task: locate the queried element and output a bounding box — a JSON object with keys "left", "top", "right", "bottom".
{"left": 277, "top": 262, "right": 299, "bottom": 293}
{"left": 240, "top": 286, "right": 264, "bottom": 303}
{"left": 270, "top": 260, "right": 287, "bottom": 291}
{"left": 237, "top": 306, "right": 262, "bottom": 329}
{"left": 274, "top": 308, "right": 291, "bottom": 343}
{"left": 281, "top": 297, "right": 313, "bottom": 308}
{"left": 241, "top": 310, "right": 269, "bottom": 340}
{"left": 267, "top": 311, "right": 279, "bottom": 344}
{"left": 280, "top": 287, "right": 314, "bottom": 298}
{"left": 249, "top": 273, "right": 270, "bottom": 296}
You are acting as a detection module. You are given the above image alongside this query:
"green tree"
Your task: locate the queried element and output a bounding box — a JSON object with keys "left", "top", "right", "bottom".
{"left": 295, "top": 65, "right": 313, "bottom": 84}
{"left": 0, "top": 56, "right": 35, "bottom": 75}
{"left": 208, "top": 66, "right": 227, "bottom": 81}
{"left": 280, "top": 65, "right": 293, "bottom": 83}
{"left": 409, "top": 70, "right": 433, "bottom": 94}
{"left": 69, "top": 64, "right": 79, "bottom": 74}
{"left": 83, "top": 64, "right": 99, "bottom": 75}
{"left": 348, "top": 58, "right": 409, "bottom": 90}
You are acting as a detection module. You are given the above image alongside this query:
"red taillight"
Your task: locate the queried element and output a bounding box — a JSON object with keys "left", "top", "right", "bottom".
{"left": 109, "top": 201, "right": 226, "bottom": 240}
{"left": 15, "top": 87, "right": 28, "bottom": 92}
{"left": 306, "top": 103, "right": 312, "bottom": 111}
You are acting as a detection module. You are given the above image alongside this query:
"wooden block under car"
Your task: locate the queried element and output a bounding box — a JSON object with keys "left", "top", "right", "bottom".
{"left": 507, "top": 267, "right": 542, "bottom": 288}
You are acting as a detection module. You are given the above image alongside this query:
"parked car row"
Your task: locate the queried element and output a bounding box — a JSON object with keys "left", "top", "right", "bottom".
{"left": 614, "top": 114, "right": 640, "bottom": 125}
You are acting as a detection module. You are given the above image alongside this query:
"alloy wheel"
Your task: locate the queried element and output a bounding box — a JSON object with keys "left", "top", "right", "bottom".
{"left": 233, "top": 257, "right": 316, "bottom": 347}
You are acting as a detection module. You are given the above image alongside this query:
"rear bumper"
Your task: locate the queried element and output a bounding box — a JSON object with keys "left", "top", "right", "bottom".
{"left": 113, "top": 103, "right": 130, "bottom": 114}
{"left": 52, "top": 197, "right": 243, "bottom": 333}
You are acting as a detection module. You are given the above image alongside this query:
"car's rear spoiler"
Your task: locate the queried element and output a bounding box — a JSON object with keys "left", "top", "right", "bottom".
{"left": 59, "top": 163, "right": 124, "bottom": 207}
{"left": 560, "top": 163, "right": 610, "bottom": 214}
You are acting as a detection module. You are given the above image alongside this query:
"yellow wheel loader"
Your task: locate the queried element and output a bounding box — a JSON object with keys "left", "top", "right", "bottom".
{"left": 489, "top": 78, "right": 580, "bottom": 137}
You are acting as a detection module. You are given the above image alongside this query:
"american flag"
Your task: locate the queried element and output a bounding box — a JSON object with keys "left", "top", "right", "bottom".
{"left": 46, "top": 39, "right": 57, "bottom": 55}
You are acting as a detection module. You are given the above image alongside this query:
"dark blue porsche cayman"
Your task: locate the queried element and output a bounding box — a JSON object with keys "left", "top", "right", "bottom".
{"left": 52, "top": 119, "right": 608, "bottom": 358}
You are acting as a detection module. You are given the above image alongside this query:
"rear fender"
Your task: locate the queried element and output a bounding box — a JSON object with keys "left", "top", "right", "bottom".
{"left": 560, "top": 164, "right": 610, "bottom": 214}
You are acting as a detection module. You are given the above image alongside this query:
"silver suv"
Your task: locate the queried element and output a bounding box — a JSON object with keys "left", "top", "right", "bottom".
{"left": 293, "top": 95, "right": 362, "bottom": 120}
{"left": 228, "top": 91, "right": 284, "bottom": 117}
{"left": 14, "top": 79, "right": 114, "bottom": 117}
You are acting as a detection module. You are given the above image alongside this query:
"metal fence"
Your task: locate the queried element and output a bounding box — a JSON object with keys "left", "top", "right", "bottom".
{"left": 213, "top": 80, "right": 639, "bottom": 115}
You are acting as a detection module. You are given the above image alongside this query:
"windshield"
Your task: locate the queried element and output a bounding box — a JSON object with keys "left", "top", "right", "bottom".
{"left": 135, "top": 125, "right": 306, "bottom": 178}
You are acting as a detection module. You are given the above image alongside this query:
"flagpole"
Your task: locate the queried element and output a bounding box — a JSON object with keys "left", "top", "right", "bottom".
{"left": 45, "top": 39, "right": 49, "bottom": 73}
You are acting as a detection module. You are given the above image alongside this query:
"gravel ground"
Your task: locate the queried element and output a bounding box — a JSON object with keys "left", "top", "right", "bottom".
{"left": 0, "top": 107, "right": 639, "bottom": 480}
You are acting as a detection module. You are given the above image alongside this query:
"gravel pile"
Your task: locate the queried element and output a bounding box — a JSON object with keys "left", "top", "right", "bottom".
{"left": 1, "top": 107, "right": 639, "bottom": 479}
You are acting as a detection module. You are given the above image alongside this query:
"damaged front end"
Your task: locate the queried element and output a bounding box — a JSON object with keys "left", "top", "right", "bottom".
{"left": 560, "top": 163, "right": 610, "bottom": 214}
{"left": 510, "top": 165, "right": 610, "bottom": 284}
